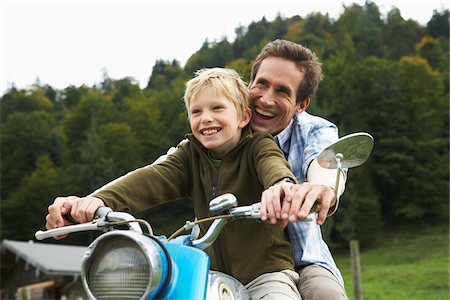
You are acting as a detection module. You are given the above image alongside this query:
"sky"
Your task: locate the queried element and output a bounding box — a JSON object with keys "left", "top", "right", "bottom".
{"left": 1, "top": 1, "right": 448, "bottom": 95}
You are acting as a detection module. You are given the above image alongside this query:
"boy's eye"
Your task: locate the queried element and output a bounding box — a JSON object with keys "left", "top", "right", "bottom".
{"left": 212, "top": 106, "right": 224, "bottom": 110}
{"left": 191, "top": 109, "right": 201, "bottom": 114}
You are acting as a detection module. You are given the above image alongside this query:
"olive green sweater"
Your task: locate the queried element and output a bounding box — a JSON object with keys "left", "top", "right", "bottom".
{"left": 92, "top": 127, "right": 297, "bottom": 284}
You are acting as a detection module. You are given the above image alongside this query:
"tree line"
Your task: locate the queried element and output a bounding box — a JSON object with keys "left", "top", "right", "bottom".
{"left": 1, "top": 2, "right": 448, "bottom": 247}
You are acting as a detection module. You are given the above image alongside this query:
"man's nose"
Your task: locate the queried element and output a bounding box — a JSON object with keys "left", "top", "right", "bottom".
{"left": 259, "top": 89, "right": 276, "bottom": 106}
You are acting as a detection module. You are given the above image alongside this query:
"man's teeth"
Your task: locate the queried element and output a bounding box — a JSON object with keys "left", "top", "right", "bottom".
{"left": 256, "top": 107, "right": 275, "bottom": 118}
{"left": 202, "top": 129, "right": 219, "bottom": 135}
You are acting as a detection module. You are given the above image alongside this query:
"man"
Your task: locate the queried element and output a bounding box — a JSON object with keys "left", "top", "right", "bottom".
{"left": 250, "top": 39, "right": 348, "bottom": 299}
{"left": 46, "top": 39, "right": 347, "bottom": 299}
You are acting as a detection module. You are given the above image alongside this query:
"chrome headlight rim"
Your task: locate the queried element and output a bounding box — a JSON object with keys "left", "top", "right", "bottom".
{"left": 81, "top": 231, "right": 170, "bottom": 300}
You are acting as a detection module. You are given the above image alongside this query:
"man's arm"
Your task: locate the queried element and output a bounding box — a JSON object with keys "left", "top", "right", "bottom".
{"left": 261, "top": 116, "right": 347, "bottom": 225}
{"left": 307, "top": 158, "right": 346, "bottom": 215}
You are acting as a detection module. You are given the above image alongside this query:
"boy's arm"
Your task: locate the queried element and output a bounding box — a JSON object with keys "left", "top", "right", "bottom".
{"left": 91, "top": 144, "right": 190, "bottom": 213}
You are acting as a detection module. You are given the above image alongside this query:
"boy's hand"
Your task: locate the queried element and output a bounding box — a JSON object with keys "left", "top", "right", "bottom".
{"left": 260, "top": 182, "right": 293, "bottom": 226}
{"left": 45, "top": 195, "right": 104, "bottom": 239}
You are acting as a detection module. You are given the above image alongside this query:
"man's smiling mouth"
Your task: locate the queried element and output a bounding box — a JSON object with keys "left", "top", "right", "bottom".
{"left": 255, "top": 107, "right": 275, "bottom": 119}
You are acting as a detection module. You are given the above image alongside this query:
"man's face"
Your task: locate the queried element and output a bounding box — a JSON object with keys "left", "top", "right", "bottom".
{"left": 249, "top": 56, "right": 308, "bottom": 135}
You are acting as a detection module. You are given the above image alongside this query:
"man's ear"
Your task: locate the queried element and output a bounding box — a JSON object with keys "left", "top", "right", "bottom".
{"left": 239, "top": 107, "right": 252, "bottom": 128}
{"left": 295, "top": 98, "right": 310, "bottom": 114}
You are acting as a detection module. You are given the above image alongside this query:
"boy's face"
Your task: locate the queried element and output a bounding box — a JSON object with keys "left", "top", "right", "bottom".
{"left": 189, "top": 86, "right": 250, "bottom": 159}
{"left": 249, "top": 56, "right": 309, "bottom": 135}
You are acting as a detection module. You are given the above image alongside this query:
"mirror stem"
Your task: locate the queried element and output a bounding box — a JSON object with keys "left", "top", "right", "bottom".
{"left": 333, "top": 153, "right": 344, "bottom": 204}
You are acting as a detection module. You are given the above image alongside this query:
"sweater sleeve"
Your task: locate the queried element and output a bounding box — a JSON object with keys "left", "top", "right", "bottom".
{"left": 90, "top": 145, "right": 191, "bottom": 214}
{"left": 252, "top": 133, "right": 298, "bottom": 189}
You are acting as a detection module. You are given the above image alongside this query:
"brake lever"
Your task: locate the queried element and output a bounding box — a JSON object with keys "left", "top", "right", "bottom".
{"left": 34, "top": 218, "right": 108, "bottom": 240}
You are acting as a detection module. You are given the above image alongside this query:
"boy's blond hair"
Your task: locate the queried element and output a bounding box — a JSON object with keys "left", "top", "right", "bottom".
{"left": 184, "top": 68, "right": 250, "bottom": 119}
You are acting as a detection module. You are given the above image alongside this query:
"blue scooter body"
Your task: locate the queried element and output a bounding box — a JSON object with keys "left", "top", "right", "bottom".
{"left": 160, "top": 242, "right": 210, "bottom": 299}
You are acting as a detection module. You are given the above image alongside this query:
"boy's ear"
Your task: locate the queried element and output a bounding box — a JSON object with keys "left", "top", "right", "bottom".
{"left": 239, "top": 107, "right": 252, "bottom": 128}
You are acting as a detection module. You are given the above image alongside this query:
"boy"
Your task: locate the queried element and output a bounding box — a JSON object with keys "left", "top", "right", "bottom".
{"left": 48, "top": 68, "right": 300, "bottom": 299}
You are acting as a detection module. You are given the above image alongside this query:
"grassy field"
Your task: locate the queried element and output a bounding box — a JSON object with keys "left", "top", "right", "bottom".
{"left": 334, "top": 224, "right": 449, "bottom": 300}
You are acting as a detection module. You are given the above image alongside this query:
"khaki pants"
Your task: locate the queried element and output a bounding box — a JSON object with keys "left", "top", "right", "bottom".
{"left": 297, "top": 265, "right": 349, "bottom": 300}
{"left": 245, "top": 270, "right": 301, "bottom": 299}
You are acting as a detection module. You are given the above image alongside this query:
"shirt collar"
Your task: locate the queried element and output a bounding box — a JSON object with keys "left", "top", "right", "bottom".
{"left": 275, "top": 115, "right": 297, "bottom": 151}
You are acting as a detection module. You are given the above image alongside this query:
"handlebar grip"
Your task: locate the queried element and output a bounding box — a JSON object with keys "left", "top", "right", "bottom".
{"left": 95, "top": 206, "right": 113, "bottom": 218}
{"left": 62, "top": 206, "right": 112, "bottom": 224}
{"left": 63, "top": 213, "right": 78, "bottom": 224}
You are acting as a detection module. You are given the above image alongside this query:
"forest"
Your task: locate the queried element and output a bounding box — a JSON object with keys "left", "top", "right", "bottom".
{"left": 1, "top": 2, "right": 448, "bottom": 248}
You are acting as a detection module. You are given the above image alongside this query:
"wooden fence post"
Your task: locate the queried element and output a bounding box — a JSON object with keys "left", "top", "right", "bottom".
{"left": 350, "top": 240, "right": 363, "bottom": 300}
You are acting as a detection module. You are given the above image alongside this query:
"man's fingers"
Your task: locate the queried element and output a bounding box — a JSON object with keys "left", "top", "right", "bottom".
{"left": 277, "top": 219, "right": 289, "bottom": 228}
{"left": 316, "top": 187, "right": 334, "bottom": 225}
{"left": 299, "top": 186, "right": 321, "bottom": 218}
{"left": 290, "top": 184, "right": 309, "bottom": 219}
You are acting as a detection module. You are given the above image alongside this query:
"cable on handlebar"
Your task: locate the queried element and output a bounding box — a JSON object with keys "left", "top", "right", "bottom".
{"left": 109, "top": 219, "right": 154, "bottom": 235}
{"left": 167, "top": 214, "right": 235, "bottom": 241}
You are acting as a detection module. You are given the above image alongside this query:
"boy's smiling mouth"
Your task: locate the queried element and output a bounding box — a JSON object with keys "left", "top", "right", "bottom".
{"left": 201, "top": 127, "right": 222, "bottom": 135}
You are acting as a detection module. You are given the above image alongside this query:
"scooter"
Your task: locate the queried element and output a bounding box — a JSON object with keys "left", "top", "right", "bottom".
{"left": 35, "top": 132, "right": 374, "bottom": 300}
{"left": 36, "top": 193, "right": 256, "bottom": 299}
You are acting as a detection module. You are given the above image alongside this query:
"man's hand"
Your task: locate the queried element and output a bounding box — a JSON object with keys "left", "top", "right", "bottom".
{"left": 260, "top": 183, "right": 335, "bottom": 226}
{"left": 287, "top": 183, "right": 335, "bottom": 225}
{"left": 45, "top": 195, "right": 104, "bottom": 239}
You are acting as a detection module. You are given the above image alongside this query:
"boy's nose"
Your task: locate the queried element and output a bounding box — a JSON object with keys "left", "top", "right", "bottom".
{"left": 201, "top": 111, "right": 213, "bottom": 123}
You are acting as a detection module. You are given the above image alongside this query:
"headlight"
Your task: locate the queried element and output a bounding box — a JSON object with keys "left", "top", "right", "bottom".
{"left": 81, "top": 231, "right": 169, "bottom": 300}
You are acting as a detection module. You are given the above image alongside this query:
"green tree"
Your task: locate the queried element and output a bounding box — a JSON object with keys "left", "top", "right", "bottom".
{"left": 1, "top": 88, "right": 54, "bottom": 122}
{"left": 147, "top": 59, "right": 185, "bottom": 90}
{"left": 99, "top": 122, "right": 143, "bottom": 174}
{"left": 335, "top": 2, "right": 385, "bottom": 58}
{"left": 427, "top": 9, "right": 450, "bottom": 38}
{"left": 1, "top": 111, "right": 57, "bottom": 199}
{"left": 63, "top": 90, "right": 118, "bottom": 163}
{"left": 394, "top": 56, "right": 448, "bottom": 219}
{"left": 1, "top": 155, "right": 61, "bottom": 240}
{"left": 185, "top": 38, "right": 234, "bottom": 75}
{"left": 384, "top": 8, "right": 423, "bottom": 59}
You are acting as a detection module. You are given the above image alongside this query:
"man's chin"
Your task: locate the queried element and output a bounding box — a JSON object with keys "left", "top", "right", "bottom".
{"left": 250, "top": 121, "right": 271, "bottom": 134}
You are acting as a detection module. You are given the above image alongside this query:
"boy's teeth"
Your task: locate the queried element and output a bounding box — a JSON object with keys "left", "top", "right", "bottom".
{"left": 203, "top": 129, "right": 219, "bottom": 135}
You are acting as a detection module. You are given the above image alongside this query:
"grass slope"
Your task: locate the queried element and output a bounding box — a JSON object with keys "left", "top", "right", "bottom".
{"left": 334, "top": 224, "right": 449, "bottom": 300}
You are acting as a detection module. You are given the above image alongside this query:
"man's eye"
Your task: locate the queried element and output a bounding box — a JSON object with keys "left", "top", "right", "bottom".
{"left": 278, "top": 88, "right": 291, "bottom": 96}
{"left": 256, "top": 81, "right": 267, "bottom": 88}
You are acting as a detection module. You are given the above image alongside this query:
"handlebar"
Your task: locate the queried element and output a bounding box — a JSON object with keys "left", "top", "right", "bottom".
{"left": 35, "top": 198, "right": 312, "bottom": 243}
{"left": 186, "top": 202, "right": 311, "bottom": 250}
{"left": 34, "top": 207, "right": 144, "bottom": 241}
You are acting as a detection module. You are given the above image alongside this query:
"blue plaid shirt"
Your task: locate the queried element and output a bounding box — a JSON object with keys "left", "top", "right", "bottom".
{"left": 276, "top": 111, "right": 344, "bottom": 286}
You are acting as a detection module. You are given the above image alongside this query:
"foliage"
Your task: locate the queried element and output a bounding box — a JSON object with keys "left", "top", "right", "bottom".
{"left": 0, "top": 3, "right": 448, "bottom": 246}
